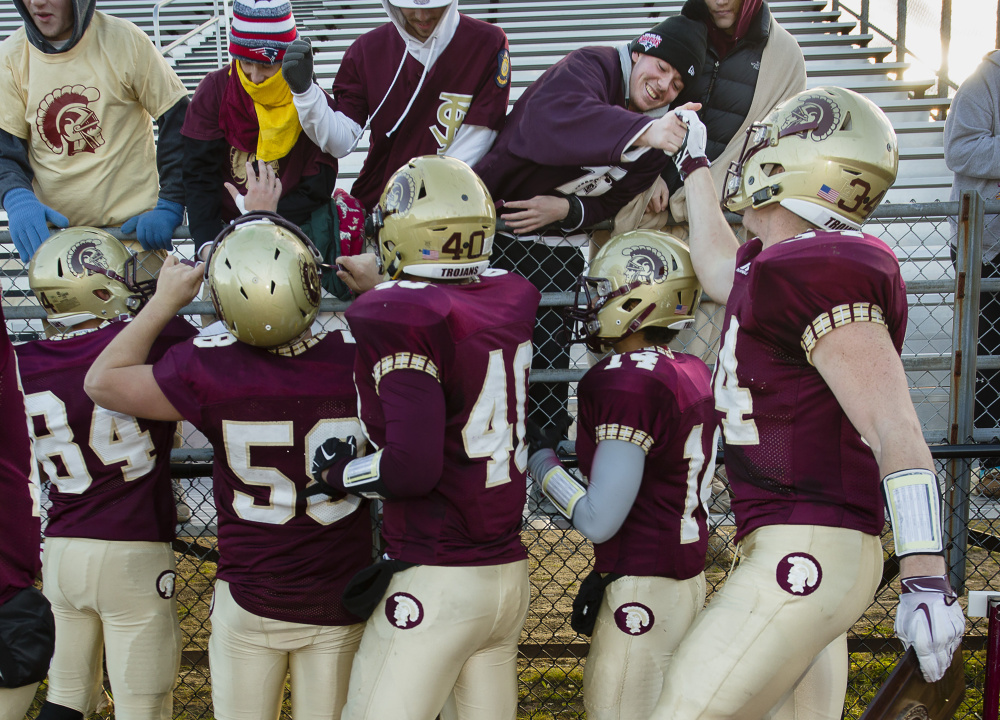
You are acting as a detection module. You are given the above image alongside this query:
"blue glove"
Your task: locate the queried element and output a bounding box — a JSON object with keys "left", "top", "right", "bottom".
{"left": 121, "top": 198, "right": 184, "bottom": 251}
{"left": 3, "top": 187, "right": 69, "bottom": 263}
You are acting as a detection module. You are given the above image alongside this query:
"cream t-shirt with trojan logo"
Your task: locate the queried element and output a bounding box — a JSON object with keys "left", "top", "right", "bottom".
{"left": 0, "top": 12, "right": 187, "bottom": 227}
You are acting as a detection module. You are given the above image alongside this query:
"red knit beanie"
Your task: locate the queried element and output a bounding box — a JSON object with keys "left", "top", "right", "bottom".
{"left": 229, "top": 0, "right": 297, "bottom": 65}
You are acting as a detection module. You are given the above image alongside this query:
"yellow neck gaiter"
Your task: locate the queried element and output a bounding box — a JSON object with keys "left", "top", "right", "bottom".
{"left": 236, "top": 62, "right": 302, "bottom": 162}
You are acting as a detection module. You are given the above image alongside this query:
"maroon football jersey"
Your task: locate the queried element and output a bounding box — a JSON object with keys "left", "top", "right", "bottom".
{"left": 0, "top": 300, "right": 41, "bottom": 605}
{"left": 333, "top": 15, "right": 510, "bottom": 210}
{"left": 345, "top": 270, "right": 541, "bottom": 565}
{"left": 152, "top": 331, "right": 371, "bottom": 625}
{"left": 577, "top": 347, "right": 718, "bottom": 579}
{"left": 717, "top": 230, "right": 908, "bottom": 541}
{"left": 17, "top": 317, "right": 196, "bottom": 542}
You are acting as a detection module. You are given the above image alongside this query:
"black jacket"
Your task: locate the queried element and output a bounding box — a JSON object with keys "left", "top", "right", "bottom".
{"left": 663, "top": 0, "right": 771, "bottom": 193}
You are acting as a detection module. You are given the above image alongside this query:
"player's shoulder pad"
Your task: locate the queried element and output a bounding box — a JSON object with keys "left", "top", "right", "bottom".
{"left": 346, "top": 279, "right": 452, "bottom": 333}
{"left": 748, "top": 229, "right": 904, "bottom": 351}
{"left": 582, "top": 350, "right": 674, "bottom": 401}
{"left": 479, "top": 268, "right": 542, "bottom": 303}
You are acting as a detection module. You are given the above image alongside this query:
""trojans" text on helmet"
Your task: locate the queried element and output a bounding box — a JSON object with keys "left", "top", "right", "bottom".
{"left": 565, "top": 230, "right": 702, "bottom": 353}
{"left": 28, "top": 227, "right": 155, "bottom": 333}
{"left": 205, "top": 212, "right": 323, "bottom": 348}
{"left": 723, "top": 86, "right": 898, "bottom": 231}
{"left": 371, "top": 155, "right": 496, "bottom": 281}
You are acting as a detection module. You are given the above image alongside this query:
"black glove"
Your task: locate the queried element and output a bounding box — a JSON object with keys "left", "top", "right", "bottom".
{"left": 526, "top": 418, "right": 561, "bottom": 457}
{"left": 281, "top": 38, "right": 314, "bottom": 94}
{"left": 311, "top": 435, "right": 358, "bottom": 481}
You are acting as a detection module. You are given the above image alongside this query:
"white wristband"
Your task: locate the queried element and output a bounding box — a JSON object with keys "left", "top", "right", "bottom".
{"left": 882, "top": 468, "right": 943, "bottom": 556}
{"left": 343, "top": 449, "right": 385, "bottom": 500}
{"left": 540, "top": 465, "right": 587, "bottom": 520}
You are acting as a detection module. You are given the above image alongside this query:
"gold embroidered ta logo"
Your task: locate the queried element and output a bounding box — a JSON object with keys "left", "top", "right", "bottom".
{"left": 430, "top": 93, "right": 473, "bottom": 153}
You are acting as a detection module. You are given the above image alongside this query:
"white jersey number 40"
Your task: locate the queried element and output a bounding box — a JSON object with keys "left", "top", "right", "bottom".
{"left": 463, "top": 341, "right": 532, "bottom": 488}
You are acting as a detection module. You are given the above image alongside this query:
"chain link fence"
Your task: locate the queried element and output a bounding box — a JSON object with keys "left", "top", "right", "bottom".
{"left": 5, "top": 195, "right": 1000, "bottom": 718}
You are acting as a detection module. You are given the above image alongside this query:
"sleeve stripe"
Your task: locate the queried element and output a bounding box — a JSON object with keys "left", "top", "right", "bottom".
{"left": 801, "top": 303, "right": 886, "bottom": 365}
{"left": 595, "top": 423, "right": 653, "bottom": 453}
{"left": 373, "top": 352, "right": 440, "bottom": 392}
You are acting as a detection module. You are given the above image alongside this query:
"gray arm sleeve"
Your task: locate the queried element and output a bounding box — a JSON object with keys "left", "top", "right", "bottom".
{"left": 0, "top": 129, "right": 34, "bottom": 204}
{"left": 527, "top": 440, "right": 646, "bottom": 544}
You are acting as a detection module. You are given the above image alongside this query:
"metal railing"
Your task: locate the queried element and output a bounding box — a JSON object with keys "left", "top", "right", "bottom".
{"left": 153, "top": 0, "right": 228, "bottom": 67}
{"left": 829, "top": 0, "right": 1000, "bottom": 99}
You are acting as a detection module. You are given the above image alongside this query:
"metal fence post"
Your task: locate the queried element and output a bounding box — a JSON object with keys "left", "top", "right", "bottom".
{"left": 946, "top": 190, "right": 985, "bottom": 594}
{"left": 896, "top": 0, "right": 907, "bottom": 70}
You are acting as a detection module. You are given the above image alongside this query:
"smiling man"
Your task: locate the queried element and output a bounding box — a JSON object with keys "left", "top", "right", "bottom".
{"left": 281, "top": 0, "right": 510, "bottom": 212}
{"left": 472, "top": 14, "right": 707, "bottom": 441}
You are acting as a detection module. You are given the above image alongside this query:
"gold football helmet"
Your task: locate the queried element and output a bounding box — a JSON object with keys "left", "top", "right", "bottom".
{"left": 565, "top": 230, "right": 701, "bottom": 352}
{"left": 28, "top": 226, "right": 155, "bottom": 333}
{"left": 205, "top": 212, "right": 323, "bottom": 348}
{"left": 723, "top": 86, "right": 898, "bottom": 231}
{"left": 369, "top": 155, "right": 495, "bottom": 281}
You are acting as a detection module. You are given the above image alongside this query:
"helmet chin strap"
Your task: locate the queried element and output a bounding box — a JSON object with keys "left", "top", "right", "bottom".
{"left": 779, "top": 197, "right": 861, "bottom": 233}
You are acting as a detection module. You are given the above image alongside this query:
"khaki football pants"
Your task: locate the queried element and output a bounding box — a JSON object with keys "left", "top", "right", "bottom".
{"left": 0, "top": 683, "right": 38, "bottom": 720}
{"left": 651, "top": 525, "right": 883, "bottom": 720}
{"left": 584, "top": 573, "right": 706, "bottom": 720}
{"left": 42, "top": 537, "right": 181, "bottom": 720}
{"left": 208, "top": 580, "right": 364, "bottom": 720}
{"left": 342, "top": 559, "right": 531, "bottom": 720}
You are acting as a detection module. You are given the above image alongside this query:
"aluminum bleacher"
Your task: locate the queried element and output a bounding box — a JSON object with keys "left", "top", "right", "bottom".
{"left": 0, "top": 0, "right": 955, "bottom": 234}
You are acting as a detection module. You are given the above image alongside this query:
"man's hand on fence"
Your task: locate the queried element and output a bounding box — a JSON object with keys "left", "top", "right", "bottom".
{"left": 4, "top": 187, "right": 69, "bottom": 263}
{"left": 895, "top": 574, "right": 966, "bottom": 682}
{"left": 121, "top": 198, "right": 184, "bottom": 251}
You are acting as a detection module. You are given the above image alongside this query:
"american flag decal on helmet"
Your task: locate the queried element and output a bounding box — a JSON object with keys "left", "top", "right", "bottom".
{"left": 816, "top": 184, "right": 840, "bottom": 202}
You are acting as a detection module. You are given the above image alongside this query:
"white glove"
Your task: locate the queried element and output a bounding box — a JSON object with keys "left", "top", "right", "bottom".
{"left": 895, "top": 575, "right": 965, "bottom": 682}
{"left": 672, "top": 108, "right": 709, "bottom": 180}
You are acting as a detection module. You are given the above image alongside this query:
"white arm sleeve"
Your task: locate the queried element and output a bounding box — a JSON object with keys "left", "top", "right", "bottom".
{"left": 292, "top": 83, "right": 364, "bottom": 159}
{"left": 442, "top": 125, "right": 498, "bottom": 167}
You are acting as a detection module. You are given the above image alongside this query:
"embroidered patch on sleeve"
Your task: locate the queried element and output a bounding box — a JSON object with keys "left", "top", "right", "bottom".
{"left": 495, "top": 48, "right": 511, "bottom": 88}
{"left": 596, "top": 423, "right": 653, "bottom": 453}
{"left": 801, "top": 302, "right": 886, "bottom": 365}
{"left": 373, "top": 353, "right": 440, "bottom": 392}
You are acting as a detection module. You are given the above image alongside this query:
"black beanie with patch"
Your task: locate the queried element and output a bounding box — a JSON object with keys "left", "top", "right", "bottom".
{"left": 630, "top": 15, "right": 709, "bottom": 85}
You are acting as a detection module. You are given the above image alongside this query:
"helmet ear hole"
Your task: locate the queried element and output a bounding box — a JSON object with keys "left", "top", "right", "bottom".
{"left": 841, "top": 111, "right": 852, "bottom": 130}
{"left": 622, "top": 298, "right": 641, "bottom": 312}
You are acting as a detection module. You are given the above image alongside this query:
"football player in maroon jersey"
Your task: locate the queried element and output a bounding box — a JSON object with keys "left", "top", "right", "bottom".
{"left": 311, "top": 156, "right": 540, "bottom": 720}
{"left": 527, "top": 230, "right": 717, "bottom": 719}
{"left": 84, "top": 214, "right": 372, "bottom": 720}
{"left": 0, "top": 289, "right": 53, "bottom": 720}
{"left": 18, "top": 228, "right": 194, "bottom": 720}
{"left": 648, "top": 87, "right": 966, "bottom": 719}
